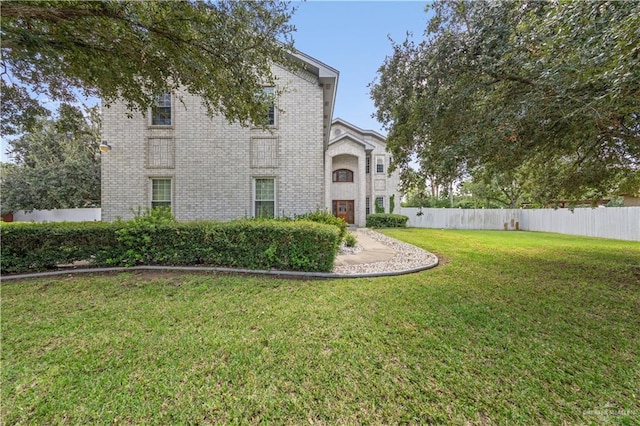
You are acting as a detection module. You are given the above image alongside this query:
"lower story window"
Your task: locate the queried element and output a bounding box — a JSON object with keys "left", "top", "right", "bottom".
{"left": 375, "top": 196, "right": 384, "bottom": 212}
{"left": 366, "top": 197, "right": 370, "bottom": 215}
{"left": 151, "top": 178, "right": 172, "bottom": 209}
{"left": 255, "top": 178, "right": 275, "bottom": 218}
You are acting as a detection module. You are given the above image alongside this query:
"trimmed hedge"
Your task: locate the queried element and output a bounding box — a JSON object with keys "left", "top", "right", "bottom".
{"left": 294, "top": 210, "right": 348, "bottom": 240}
{"left": 1, "top": 219, "right": 341, "bottom": 274}
{"left": 1, "top": 222, "right": 119, "bottom": 273}
{"left": 366, "top": 213, "right": 409, "bottom": 228}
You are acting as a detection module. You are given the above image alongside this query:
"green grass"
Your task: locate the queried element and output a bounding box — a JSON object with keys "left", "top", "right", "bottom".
{"left": 2, "top": 230, "right": 639, "bottom": 424}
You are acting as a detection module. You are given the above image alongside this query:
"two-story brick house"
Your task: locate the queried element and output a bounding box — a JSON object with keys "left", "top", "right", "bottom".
{"left": 101, "top": 50, "right": 400, "bottom": 226}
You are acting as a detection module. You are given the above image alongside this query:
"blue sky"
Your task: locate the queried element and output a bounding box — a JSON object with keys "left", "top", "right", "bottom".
{"left": 1, "top": 1, "right": 430, "bottom": 162}
{"left": 290, "top": 1, "right": 430, "bottom": 133}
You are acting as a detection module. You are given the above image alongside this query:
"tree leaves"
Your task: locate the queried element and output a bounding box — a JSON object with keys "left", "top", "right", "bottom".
{"left": 1, "top": 0, "right": 297, "bottom": 134}
{"left": 371, "top": 0, "right": 640, "bottom": 202}
{"left": 0, "top": 105, "right": 101, "bottom": 212}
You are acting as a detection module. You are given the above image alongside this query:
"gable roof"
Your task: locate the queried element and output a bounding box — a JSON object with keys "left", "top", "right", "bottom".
{"left": 332, "top": 118, "right": 386, "bottom": 143}
{"left": 327, "top": 132, "right": 375, "bottom": 152}
{"left": 291, "top": 50, "right": 339, "bottom": 146}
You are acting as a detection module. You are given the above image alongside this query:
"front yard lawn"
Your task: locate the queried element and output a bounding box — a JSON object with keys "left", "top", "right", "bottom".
{"left": 2, "top": 230, "right": 639, "bottom": 424}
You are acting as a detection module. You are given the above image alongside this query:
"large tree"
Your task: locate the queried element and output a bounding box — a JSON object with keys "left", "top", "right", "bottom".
{"left": 460, "top": 167, "right": 528, "bottom": 209}
{"left": 1, "top": 104, "right": 101, "bottom": 212}
{"left": 1, "top": 0, "right": 296, "bottom": 135}
{"left": 371, "top": 0, "right": 640, "bottom": 203}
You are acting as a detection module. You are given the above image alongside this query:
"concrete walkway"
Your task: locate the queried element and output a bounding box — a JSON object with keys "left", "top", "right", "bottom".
{"left": 334, "top": 228, "right": 396, "bottom": 266}
{"left": 332, "top": 228, "right": 438, "bottom": 276}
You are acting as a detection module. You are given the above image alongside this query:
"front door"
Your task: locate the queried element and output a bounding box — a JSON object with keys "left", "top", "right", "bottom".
{"left": 332, "top": 200, "right": 355, "bottom": 224}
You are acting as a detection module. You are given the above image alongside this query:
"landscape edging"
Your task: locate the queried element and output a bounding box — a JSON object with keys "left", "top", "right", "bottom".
{"left": 0, "top": 258, "right": 438, "bottom": 282}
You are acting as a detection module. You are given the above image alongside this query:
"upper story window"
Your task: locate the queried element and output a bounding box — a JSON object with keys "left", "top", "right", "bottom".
{"left": 333, "top": 169, "right": 354, "bottom": 182}
{"left": 151, "top": 92, "right": 172, "bottom": 126}
{"left": 376, "top": 156, "right": 385, "bottom": 174}
{"left": 262, "top": 87, "right": 276, "bottom": 126}
{"left": 366, "top": 156, "right": 371, "bottom": 174}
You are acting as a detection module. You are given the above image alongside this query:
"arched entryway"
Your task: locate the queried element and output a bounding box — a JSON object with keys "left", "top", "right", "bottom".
{"left": 328, "top": 153, "right": 361, "bottom": 225}
{"left": 325, "top": 134, "right": 368, "bottom": 227}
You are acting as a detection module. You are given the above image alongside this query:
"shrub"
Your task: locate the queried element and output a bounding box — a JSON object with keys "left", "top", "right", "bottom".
{"left": 128, "top": 206, "right": 176, "bottom": 225}
{"left": 294, "top": 210, "right": 348, "bottom": 240}
{"left": 366, "top": 213, "right": 409, "bottom": 228}
{"left": 106, "top": 207, "right": 177, "bottom": 266}
{"left": 0, "top": 222, "right": 119, "bottom": 273}
{"left": 100, "top": 219, "right": 340, "bottom": 272}
{"left": 344, "top": 232, "right": 358, "bottom": 248}
{"left": 1, "top": 218, "right": 341, "bottom": 274}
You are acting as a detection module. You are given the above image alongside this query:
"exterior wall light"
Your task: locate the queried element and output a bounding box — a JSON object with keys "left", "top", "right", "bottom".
{"left": 99, "top": 141, "right": 111, "bottom": 153}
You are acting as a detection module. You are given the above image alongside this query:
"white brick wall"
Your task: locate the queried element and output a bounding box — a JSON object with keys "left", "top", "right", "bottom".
{"left": 325, "top": 121, "right": 403, "bottom": 224}
{"left": 331, "top": 154, "right": 359, "bottom": 201}
{"left": 367, "top": 140, "right": 401, "bottom": 214}
{"left": 102, "top": 66, "right": 325, "bottom": 221}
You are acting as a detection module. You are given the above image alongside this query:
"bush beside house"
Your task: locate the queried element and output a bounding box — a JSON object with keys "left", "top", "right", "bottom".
{"left": 1, "top": 222, "right": 119, "bottom": 274}
{"left": 366, "top": 213, "right": 409, "bottom": 228}
{"left": 1, "top": 218, "right": 342, "bottom": 274}
{"left": 294, "top": 210, "right": 348, "bottom": 240}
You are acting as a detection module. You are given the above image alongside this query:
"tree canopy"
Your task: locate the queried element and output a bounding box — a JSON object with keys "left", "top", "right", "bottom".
{"left": 1, "top": 0, "right": 296, "bottom": 135}
{"left": 371, "top": 0, "right": 640, "bottom": 203}
{"left": 1, "top": 104, "right": 101, "bottom": 212}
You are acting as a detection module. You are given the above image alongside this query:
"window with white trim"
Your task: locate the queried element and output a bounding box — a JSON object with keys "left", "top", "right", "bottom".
{"left": 262, "top": 87, "right": 276, "bottom": 126}
{"left": 254, "top": 178, "right": 275, "bottom": 218}
{"left": 376, "top": 156, "right": 384, "bottom": 174}
{"left": 151, "top": 92, "right": 172, "bottom": 126}
{"left": 151, "top": 178, "right": 172, "bottom": 209}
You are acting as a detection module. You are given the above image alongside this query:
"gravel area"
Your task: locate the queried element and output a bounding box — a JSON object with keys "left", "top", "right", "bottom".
{"left": 333, "top": 229, "right": 438, "bottom": 275}
{"left": 337, "top": 242, "right": 363, "bottom": 255}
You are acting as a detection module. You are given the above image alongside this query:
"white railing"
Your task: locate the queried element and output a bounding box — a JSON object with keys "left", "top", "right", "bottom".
{"left": 400, "top": 207, "right": 640, "bottom": 242}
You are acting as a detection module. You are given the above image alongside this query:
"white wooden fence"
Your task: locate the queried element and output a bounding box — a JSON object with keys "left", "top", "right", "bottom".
{"left": 520, "top": 207, "right": 640, "bottom": 241}
{"left": 12, "top": 208, "right": 101, "bottom": 222}
{"left": 401, "top": 207, "right": 522, "bottom": 231}
{"left": 401, "top": 207, "right": 640, "bottom": 242}
{"left": 6, "top": 207, "right": 639, "bottom": 241}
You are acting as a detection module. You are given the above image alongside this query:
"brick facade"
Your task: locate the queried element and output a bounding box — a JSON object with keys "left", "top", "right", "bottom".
{"left": 102, "top": 62, "right": 331, "bottom": 222}
{"left": 101, "top": 53, "right": 400, "bottom": 226}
